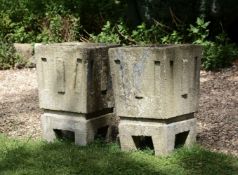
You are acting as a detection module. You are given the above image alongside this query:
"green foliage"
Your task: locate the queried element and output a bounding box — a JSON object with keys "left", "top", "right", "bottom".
{"left": 189, "top": 17, "right": 238, "bottom": 70}
{"left": 91, "top": 21, "right": 167, "bottom": 45}
{"left": 0, "top": 13, "right": 12, "bottom": 41}
{"left": 0, "top": 0, "right": 81, "bottom": 69}
{"left": 188, "top": 17, "right": 210, "bottom": 45}
{"left": 36, "top": 12, "right": 80, "bottom": 43}
{"left": 91, "top": 20, "right": 186, "bottom": 45}
{"left": 0, "top": 134, "right": 238, "bottom": 175}
{"left": 92, "top": 17, "right": 238, "bottom": 71}
{"left": 0, "top": 1, "right": 237, "bottom": 71}
{"left": 0, "top": 0, "right": 80, "bottom": 43}
{"left": 161, "top": 30, "right": 183, "bottom": 44}
{"left": 0, "top": 42, "right": 15, "bottom": 69}
{"left": 202, "top": 34, "right": 238, "bottom": 70}
{"left": 0, "top": 0, "right": 125, "bottom": 44}
{"left": 131, "top": 23, "right": 165, "bottom": 44}
{"left": 0, "top": 1, "right": 38, "bottom": 43}
{"left": 131, "top": 23, "right": 151, "bottom": 44}
{"left": 90, "top": 21, "right": 121, "bottom": 44}
{"left": 0, "top": 42, "right": 27, "bottom": 70}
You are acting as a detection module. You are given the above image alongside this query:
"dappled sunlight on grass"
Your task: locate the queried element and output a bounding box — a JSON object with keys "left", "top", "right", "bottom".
{"left": 0, "top": 134, "right": 237, "bottom": 175}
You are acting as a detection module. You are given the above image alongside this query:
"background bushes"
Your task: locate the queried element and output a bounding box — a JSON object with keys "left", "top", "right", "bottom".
{"left": 0, "top": 0, "right": 238, "bottom": 70}
{"left": 0, "top": 0, "right": 126, "bottom": 43}
{"left": 0, "top": 42, "right": 28, "bottom": 70}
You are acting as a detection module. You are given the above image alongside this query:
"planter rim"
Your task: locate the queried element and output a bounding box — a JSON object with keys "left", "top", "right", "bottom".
{"left": 35, "top": 42, "right": 120, "bottom": 48}
{"left": 110, "top": 44, "right": 202, "bottom": 50}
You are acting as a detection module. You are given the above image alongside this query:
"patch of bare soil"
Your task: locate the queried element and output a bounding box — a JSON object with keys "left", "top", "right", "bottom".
{"left": 196, "top": 62, "right": 238, "bottom": 156}
{"left": 0, "top": 65, "right": 237, "bottom": 155}
{"left": 0, "top": 68, "right": 43, "bottom": 139}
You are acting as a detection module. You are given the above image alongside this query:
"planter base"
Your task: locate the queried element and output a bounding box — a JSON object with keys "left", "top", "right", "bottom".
{"left": 119, "top": 114, "right": 196, "bottom": 156}
{"left": 41, "top": 111, "right": 116, "bottom": 145}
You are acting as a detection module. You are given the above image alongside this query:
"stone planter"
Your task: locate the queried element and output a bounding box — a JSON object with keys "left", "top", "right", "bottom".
{"left": 109, "top": 44, "right": 202, "bottom": 155}
{"left": 35, "top": 42, "right": 118, "bottom": 145}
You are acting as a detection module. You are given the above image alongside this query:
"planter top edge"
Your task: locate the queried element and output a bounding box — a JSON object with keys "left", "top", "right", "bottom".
{"left": 109, "top": 44, "right": 202, "bottom": 50}
{"left": 34, "top": 42, "right": 120, "bottom": 49}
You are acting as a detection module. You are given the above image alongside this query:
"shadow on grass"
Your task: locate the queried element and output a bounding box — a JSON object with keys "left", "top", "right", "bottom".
{"left": 0, "top": 139, "right": 165, "bottom": 175}
{"left": 0, "top": 135, "right": 237, "bottom": 175}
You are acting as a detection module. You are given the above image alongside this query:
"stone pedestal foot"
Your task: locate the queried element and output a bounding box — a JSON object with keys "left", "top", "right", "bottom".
{"left": 119, "top": 116, "right": 196, "bottom": 156}
{"left": 41, "top": 111, "right": 115, "bottom": 145}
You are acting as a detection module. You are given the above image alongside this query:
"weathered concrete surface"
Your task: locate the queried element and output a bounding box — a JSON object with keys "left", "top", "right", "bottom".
{"left": 35, "top": 42, "right": 118, "bottom": 114}
{"left": 14, "top": 43, "right": 33, "bottom": 59}
{"left": 41, "top": 111, "right": 115, "bottom": 145}
{"left": 109, "top": 45, "right": 202, "bottom": 119}
{"left": 119, "top": 114, "right": 196, "bottom": 156}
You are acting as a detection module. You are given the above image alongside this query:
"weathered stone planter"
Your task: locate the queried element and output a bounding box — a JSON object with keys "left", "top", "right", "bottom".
{"left": 14, "top": 43, "right": 33, "bottom": 60}
{"left": 109, "top": 44, "right": 202, "bottom": 155}
{"left": 35, "top": 42, "right": 118, "bottom": 145}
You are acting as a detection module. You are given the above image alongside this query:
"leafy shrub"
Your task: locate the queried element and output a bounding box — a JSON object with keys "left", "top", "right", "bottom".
{"left": 36, "top": 12, "right": 80, "bottom": 43}
{"left": 189, "top": 17, "right": 238, "bottom": 70}
{"left": 161, "top": 30, "right": 183, "bottom": 44}
{"left": 90, "top": 21, "right": 121, "bottom": 44}
{"left": 0, "top": 0, "right": 237, "bottom": 71}
{"left": 202, "top": 35, "right": 238, "bottom": 70}
{"left": 0, "top": 12, "right": 12, "bottom": 42}
{"left": 91, "top": 21, "right": 168, "bottom": 45}
{"left": 91, "top": 17, "right": 238, "bottom": 71}
{"left": 188, "top": 17, "right": 210, "bottom": 45}
{"left": 0, "top": 0, "right": 80, "bottom": 43}
{"left": 0, "top": 42, "right": 27, "bottom": 70}
{"left": 131, "top": 23, "right": 165, "bottom": 44}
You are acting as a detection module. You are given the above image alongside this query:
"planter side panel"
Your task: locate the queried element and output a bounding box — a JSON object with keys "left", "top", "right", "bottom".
{"left": 35, "top": 43, "right": 115, "bottom": 114}
{"left": 109, "top": 45, "right": 201, "bottom": 119}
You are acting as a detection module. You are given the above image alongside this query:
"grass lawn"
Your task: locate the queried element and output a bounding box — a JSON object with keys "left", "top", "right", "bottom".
{"left": 0, "top": 134, "right": 237, "bottom": 175}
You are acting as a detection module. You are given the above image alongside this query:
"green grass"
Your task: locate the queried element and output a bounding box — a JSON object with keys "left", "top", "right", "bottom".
{"left": 0, "top": 134, "right": 237, "bottom": 175}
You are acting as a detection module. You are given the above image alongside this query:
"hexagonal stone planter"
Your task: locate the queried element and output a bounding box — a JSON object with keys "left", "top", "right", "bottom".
{"left": 109, "top": 44, "right": 202, "bottom": 155}
{"left": 35, "top": 42, "right": 118, "bottom": 145}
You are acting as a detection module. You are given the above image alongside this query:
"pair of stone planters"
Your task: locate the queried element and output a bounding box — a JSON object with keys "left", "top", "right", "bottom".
{"left": 35, "top": 42, "right": 202, "bottom": 156}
